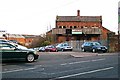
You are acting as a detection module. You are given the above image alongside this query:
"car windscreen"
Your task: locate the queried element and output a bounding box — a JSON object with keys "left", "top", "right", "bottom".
{"left": 63, "top": 43, "right": 69, "bottom": 46}
{"left": 94, "top": 42, "right": 100, "bottom": 46}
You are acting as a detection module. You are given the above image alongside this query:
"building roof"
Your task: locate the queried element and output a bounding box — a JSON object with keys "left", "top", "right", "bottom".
{"left": 22, "top": 35, "right": 37, "bottom": 38}
{"left": 56, "top": 16, "right": 102, "bottom": 22}
{"left": 8, "top": 34, "right": 25, "bottom": 38}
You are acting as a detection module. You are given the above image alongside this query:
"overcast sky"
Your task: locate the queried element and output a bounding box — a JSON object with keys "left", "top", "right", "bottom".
{"left": 0, "top": 0, "right": 119, "bottom": 35}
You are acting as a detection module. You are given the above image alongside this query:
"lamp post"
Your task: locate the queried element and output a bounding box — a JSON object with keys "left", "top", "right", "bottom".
{"left": 118, "top": 31, "right": 120, "bottom": 52}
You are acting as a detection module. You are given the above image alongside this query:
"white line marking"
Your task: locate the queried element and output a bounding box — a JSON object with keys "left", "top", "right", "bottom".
{"left": 91, "top": 58, "right": 105, "bottom": 62}
{"left": 2, "top": 65, "right": 42, "bottom": 74}
{"left": 44, "top": 67, "right": 90, "bottom": 75}
{"left": 2, "top": 67, "right": 36, "bottom": 73}
{"left": 60, "top": 58, "right": 105, "bottom": 66}
{"left": 55, "top": 67, "right": 114, "bottom": 79}
{"left": 60, "top": 63, "right": 67, "bottom": 66}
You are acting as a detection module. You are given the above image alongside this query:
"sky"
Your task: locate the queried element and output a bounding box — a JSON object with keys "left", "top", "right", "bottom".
{"left": 0, "top": 0, "right": 119, "bottom": 35}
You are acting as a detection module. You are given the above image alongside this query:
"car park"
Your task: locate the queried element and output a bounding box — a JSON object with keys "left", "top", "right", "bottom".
{"left": 0, "top": 42, "right": 39, "bottom": 62}
{"left": 56, "top": 43, "right": 73, "bottom": 51}
{"left": 81, "top": 42, "right": 107, "bottom": 53}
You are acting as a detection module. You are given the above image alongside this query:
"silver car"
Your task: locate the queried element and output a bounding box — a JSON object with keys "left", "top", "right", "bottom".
{"left": 56, "top": 43, "right": 73, "bottom": 51}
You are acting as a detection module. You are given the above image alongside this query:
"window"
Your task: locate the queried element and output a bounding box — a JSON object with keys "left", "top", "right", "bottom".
{"left": 59, "top": 26, "right": 62, "bottom": 28}
{"left": 94, "top": 42, "right": 100, "bottom": 46}
{"left": 63, "top": 26, "right": 66, "bottom": 28}
{"left": 70, "top": 26, "right": 72, "bottom": 28}
{"left": 63, "top": 43, "right": 69, "bottom": 46}
{"left": 74, "top": 26, "right": 77, "bottom": 28}
{"left": 0, "top": 43, "right": 15, "bottom": 49}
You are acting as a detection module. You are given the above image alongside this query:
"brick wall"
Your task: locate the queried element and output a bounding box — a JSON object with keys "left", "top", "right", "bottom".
{"left": 56, "top": 22, "right": 102, "bottom": 29}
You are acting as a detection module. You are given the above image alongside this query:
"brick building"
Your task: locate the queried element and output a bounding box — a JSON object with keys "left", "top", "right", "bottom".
{"left": 2, "top": 33, "right": 37, "bottom": 47}
{"left": 47, "top": 10, "right": 111, "bottom": 43}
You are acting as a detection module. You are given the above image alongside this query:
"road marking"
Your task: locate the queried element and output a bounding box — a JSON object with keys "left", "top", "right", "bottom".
{"left": 60, "top": 63, "right": 67, "bottom": 66}
{"left": 43, "top": 67, "right": 90, "bottom": 75}
{"left": 60, "top": 58, "right": 105, "bottom": 66}
{"left": 51, "top": 67, "right": 114, "bottom": 79}
{"left": 2, "top": 65, "right": 42, "bottom": 74}
{"left": 2, "top": 67, "right": 36, "bottom": 74}
{"left": 91, "top": 58, "right": 105, "bottom": 62}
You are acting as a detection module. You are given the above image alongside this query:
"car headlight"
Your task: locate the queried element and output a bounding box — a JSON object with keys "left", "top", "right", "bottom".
{"left": 34, "top": 51, "right": 39, "bottom": 55}
{"left": 105, "top": 47, "right": 107, "bottom": 49}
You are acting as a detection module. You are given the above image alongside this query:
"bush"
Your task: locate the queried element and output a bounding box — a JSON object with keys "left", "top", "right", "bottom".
{"left": 41, "top": 41, "right": 51, "bottom": 46}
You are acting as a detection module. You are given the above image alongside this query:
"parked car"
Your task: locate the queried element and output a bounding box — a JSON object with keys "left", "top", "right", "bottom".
{"left": 9, "top": 40, "right": 19, "bottom": 44}
{"left": 0, "top": 42, "right": 39, "bottom": 62}
{"left": 0, "top": 39, "right": 18, "bottom": 46}
{"left": 38, "top": 47, "right": 45, "bottom": 52}
{"left": 0, "top": 39, "right": 9, "bottom": 43}
{"left": 56, "top": 43, "right": 73, "bottom": 51}
{"left": 81, "top": 42, "right": 107, "bottom": 53}
{"left": 45, "top": 45, "right": 57, "bottom": 52}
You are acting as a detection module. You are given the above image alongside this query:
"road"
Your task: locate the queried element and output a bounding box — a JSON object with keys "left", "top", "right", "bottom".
{"left": 1, "top": 52, "right": 119, "bottom": 80}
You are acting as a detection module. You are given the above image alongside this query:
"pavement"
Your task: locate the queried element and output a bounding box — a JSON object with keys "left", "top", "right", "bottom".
{"left": 39, "top": 51, "right": 118, "bottom": 58}
{"left": 70, "top": 52, "right": 98, "bottom": 58}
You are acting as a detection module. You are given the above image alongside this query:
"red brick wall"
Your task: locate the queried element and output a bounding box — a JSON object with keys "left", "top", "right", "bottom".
{"left": 101, "top": 27, "right": 111, "bottom": 40}
{"left": 57, "top": 36, "right": 66, "bottom": 43}
{"left": 8, "top": 37, "right": 25, "bottom": 45}
{"left": 56, "top": 22, "right": 102, "bottom": 28}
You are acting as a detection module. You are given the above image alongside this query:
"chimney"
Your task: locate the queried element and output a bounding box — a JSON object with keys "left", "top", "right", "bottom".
{"left": 77, "top": 10, "right": 80, "bottom": 16}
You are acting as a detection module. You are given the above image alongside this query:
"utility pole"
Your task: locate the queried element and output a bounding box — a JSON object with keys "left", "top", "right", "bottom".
{"left": 118, "top": 31, "right": 120, "bottom": 52}
{"left": 107, "top": 32, "right": 110, "bottom": 52}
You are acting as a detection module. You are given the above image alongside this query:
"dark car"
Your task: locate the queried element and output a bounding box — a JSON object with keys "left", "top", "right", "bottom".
{"left": 81, "top": 42, "right": 107, "bottom": 53}
{"left": 45, "top": 45, "right": 57, "bottom": 52}
{"left": 0, "top": 42, "right": 39, "bottom": 62}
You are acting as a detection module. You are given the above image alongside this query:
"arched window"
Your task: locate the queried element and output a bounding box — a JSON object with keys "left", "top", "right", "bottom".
{"left": 59, "top": 26, "right": 62, "bottom": 28}
{"left": 74, "top": 26, "right": 77, "bottom": 28}
{"left": 70, "top": 26, "right": 72, "bottom": 28}
{"left": 63, "top": 26, "right": 66, "bottom": 28}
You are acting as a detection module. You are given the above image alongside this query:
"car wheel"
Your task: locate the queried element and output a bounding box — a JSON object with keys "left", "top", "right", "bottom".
{"left": 92, "top": 49, "right": 96, "bottom": 53}
{"left": 82, "top": 48, "right": 85, "bottom": 52}
{"left": 26, "top": 54, "right": 35, "bottom": 62}
{"left": 56, "top": 50, "right": 58, "bottom": 52}
{"left": 61, "top": 49, "right": 64, "bottom": 52}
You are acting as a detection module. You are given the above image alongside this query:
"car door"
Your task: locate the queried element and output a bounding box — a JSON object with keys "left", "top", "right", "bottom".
{"left": 1, "top": 43, "right": 26, "bottom": 60}
{"left": 84, "top": 42, "right": 90, "bottom": 51}
{"left": 1, "top": 43, "right": 16, "bottom": 60}
{"left": 89, "top": 43, "right": 94, "bottom": 51}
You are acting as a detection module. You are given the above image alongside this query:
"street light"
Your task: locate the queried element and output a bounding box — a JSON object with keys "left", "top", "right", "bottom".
{"left": 118, "top": 31, "right": 120, "bottom": 52}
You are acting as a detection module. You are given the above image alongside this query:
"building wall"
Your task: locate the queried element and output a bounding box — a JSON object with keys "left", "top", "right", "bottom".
{"left": 55, "top": 21, "right": 103, "bottom": 43}
{"left": 56, "top": 22, "right": 102, "bottom": 29}
{"left": 101, "top": 27, "right": 111, "bottom": 40}
{"left": 8, "top": 37, "right": 25, "bottom": 45}
{"left": 54, "top": 20, "right": 110, "bottom": 43}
